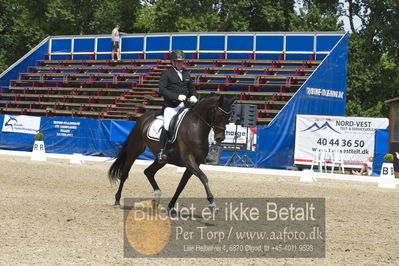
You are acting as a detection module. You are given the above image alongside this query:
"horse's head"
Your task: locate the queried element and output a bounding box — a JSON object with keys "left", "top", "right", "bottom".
{"left": 192, "top": 94, "right": 235, "bottom": 144}
{"left": 209, "top": 95, "right": 234, "bottom": 144}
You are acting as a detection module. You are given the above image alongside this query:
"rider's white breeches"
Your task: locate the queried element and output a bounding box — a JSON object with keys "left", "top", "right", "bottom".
{"left": 163, "top": 102, "right": 185, "bottom": 131}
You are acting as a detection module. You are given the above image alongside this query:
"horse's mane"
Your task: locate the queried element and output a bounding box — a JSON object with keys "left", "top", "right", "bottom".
{"left": 199, "top": 93, "right": 218, "bottom": 102}
{"left": 194, "top": 93, "right": 232, "bottom": 113}
{"left": 194, "top": 94, "right": 219, "bottom": 109}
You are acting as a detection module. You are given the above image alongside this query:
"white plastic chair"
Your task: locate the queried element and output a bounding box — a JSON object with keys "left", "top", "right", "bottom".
{"left": 330, "top": 148, "right": 344, "bottom": 174}
{"left": 311, "top": 148, "right": 328, "bottom": 173}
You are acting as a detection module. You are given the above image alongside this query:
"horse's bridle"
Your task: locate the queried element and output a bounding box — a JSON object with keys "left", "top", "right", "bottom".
{"left": 191, "top": 105, "right": 231, "bottom": 132}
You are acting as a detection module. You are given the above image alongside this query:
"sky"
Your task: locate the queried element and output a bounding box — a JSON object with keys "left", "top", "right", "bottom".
{"left": 339, "top": 0, "right": 362, "bottom": 33}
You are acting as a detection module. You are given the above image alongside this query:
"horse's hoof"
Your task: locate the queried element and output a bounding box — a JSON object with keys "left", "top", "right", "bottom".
{"left": 153, "top": 189, "right": 161, "bottom": 203}
{"left": 208, "top": 202, "right": 219, "bottom": 213}
{"left": 113, "top": 203, "right": 121, "bottom": 208}
{"left": 168, "top": 208, "right": 177, "bottom": 217}
{"left": 152, "top": 200, "right": 159, "bottom": 209}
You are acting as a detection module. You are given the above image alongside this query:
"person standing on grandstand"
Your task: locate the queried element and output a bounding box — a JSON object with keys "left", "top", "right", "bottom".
{"left": 111, "top": 24, "right": 124, "bottom": 61}
{"left": 157, "top": 49, "right": 198, "bottom": 163}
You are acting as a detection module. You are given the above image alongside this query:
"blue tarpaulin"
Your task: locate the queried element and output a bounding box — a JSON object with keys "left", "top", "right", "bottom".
{"left": 372, "top": 129, "right": 389, "bottom": 175}
{"left": 0, "top": 115, "right": 155, "bottom": 160}
{"left": 255, "top": 34, "right": 348, "bottom": 168}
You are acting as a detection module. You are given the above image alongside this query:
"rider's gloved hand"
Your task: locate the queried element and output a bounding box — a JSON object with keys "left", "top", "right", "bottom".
{"left": 189, "top": 96, "right": 198, "bottom": 104}
{"left": 178, "top": 95, "right": 187, "bottom": 102}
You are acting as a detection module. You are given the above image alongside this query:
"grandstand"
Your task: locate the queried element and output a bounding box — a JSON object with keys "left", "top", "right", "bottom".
{"left": 1, "top": 57, "right": 318, "bottom": 125}
{"left": 0, "top": 32, "right": 348, "bottom": 168}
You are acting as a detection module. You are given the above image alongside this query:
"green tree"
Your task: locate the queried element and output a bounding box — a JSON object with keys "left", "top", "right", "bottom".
{"left": 290, "top": 0, "right": 344, "bottom": 31}
{"left": 218, "top": 0, "right": 296, "bottom": 32}
{"left": 0, "top": 0, "right": 141, "bottom": 72}
{"left": 345, "top": 0, "right": 399, "bottom": 117}
{"left": 0, "top": 0, "right": 47, "bottom": 69}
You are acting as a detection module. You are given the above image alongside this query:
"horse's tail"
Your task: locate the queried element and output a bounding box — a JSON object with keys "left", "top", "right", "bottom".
{"left": 108, "top": 112, "right": 154, "bottom": 184}
{"left": 108, "top": 137, "right": 130, "bottom": 184}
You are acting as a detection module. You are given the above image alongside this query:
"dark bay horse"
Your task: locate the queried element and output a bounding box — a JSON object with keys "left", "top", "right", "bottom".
{"left": 108, "top": 95, "right": 233, "bottom": 210}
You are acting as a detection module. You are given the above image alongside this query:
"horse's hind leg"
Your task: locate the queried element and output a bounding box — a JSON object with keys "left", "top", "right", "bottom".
{"left": 144, "top": 160, "right": 166, "bottom": 203}
{"left": 114, "top": 176, "right": 127, "bottom": 208}
{"left": 113, "top": 145, "right": 146, "bottom": 207}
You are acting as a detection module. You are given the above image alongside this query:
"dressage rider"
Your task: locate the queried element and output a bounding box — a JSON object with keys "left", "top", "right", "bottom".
{"left": 158, "top": 49, "right": 198, "bottom": 163}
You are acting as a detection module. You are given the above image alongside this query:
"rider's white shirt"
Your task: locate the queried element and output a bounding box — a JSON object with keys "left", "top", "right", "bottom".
{"left": 173, "top": 67, "right": 183, "bottom": 81}
{"left": 163, "top": 102, "right": 185, "bottom": 131}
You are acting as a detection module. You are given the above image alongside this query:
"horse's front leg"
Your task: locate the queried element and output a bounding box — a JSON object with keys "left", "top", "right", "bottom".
{"left": 185, "top": 156, "right": 216, "bottom": 209}
{"left": 168, "top": 169, "right": 192, "bottom": 211}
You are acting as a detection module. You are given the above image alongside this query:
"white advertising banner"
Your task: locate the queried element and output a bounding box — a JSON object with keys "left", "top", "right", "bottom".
{"left": 209, "top": 123, "right": 257, "bottom": 151}
{"left": 2, "top": 115, "right": 41, "bottom": 135}
{"left": 294, "top": 115, "right": 389, "bottom": 168}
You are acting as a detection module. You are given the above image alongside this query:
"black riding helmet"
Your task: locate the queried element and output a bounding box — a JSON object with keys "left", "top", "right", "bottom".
{"left": 170, "top": 50, "right": 185, "bottom": 61}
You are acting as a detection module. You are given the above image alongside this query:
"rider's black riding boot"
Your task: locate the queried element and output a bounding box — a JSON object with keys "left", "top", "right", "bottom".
{"left": 157, "top": 127, "right": 168, "bottom": 163}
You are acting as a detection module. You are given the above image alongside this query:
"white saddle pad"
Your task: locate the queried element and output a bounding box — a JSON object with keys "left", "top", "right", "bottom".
{"left": 147, "top": 109, "right": 189, "bottom": 143}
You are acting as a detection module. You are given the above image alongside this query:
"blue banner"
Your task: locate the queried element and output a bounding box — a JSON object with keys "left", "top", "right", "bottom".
{"left": 255, "top": 33, "right": 349, "bottom": 168}
{"left": 372, "top": 129, "right": 389, "bottom": 175}
{"left": 0, "top": 115, "right": 154, "bottom": 160}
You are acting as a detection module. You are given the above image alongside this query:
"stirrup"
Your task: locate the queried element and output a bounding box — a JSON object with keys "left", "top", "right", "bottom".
{"left": 158, "top": 150, "right": 167, "bottom": 163}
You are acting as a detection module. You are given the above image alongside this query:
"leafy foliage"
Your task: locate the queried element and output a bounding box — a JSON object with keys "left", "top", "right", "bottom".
{"left": 384, "top": 153, "right": 394, "bottom": 163}
{"left": 35, "top": 132, "right": 44, "bottom": 141}
{"left": 345, "top": 0, "right": 399, "bottom": 117}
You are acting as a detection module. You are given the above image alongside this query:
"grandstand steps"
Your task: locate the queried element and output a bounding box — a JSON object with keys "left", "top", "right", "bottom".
{"left": 0, "top": 100, "right": 109, "bottom": 109}
{"left": 118, "top": 98, "right": 145, "bottom": 103}
{"left": 38, "top": 59, "right": 321, "bottom": 68}
{"left": 196, "top": 91, "right": 295, "bottom": 99}
{"left": 256, "top": 117, "right": 274, "bottom": 123}
{"left": 30, "top": 66, "right": 160, "bottom": 73}
{"left": 19, "top": 72, "right": 142, "bottom": 78}
{"left": 0, "top": 58, "right": 321, "bottom": 125}
{"left": 185, "top": 66, "right": 315, "bottom": 74}
{"left": 196, "top": 81, "right": 304, "bottom": 92}
{"left": 106, "top": 110, "right": 139, "bottom": 115}
{"left": 108, "top": 105, "right": 138, "bottom": 111}
{"left": 38, "top": 59, "right": 165, "bottom": 66}
{"left": 143, "top": 105, "right": 162, "bottom": 110}
{"left": 6, "top": 86, "right": 126, "bottom": 95}
{"left": 10, "top": 79, "right": 139, "bottom": 88}
{"left": 31, "top": 65, "right": 314, "bottom": 78}
{"left": 105, "top": 109, "right": 142, "bottom": 119}
{"left": 104, "top": 114, "right": 134, "bottom": 120}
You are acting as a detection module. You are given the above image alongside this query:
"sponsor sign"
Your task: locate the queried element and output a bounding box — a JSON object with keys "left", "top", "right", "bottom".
{"left": 305, "top": 87, "right": 344, "bottom": 99}
{"left": 52, "top": 120, "right": 81, "bottom": 137}
{"left": 2, "top": 115, "right": 41, "bottom": 135}
{"left": 294, "top": 115, "right": 388, "bottom": 168}
{"left": 209, "top": 123, "right": 257, "bottom": 152}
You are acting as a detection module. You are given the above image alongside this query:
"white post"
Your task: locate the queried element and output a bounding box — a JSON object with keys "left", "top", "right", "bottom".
{"left": 31, "top": 140, "right": 46, "bottom": 161}
{"left": 300, "top": 169, "right": 316, "bottom": 182}
{"left": 378, "top": 163, "right": 396, "bottom": 188}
